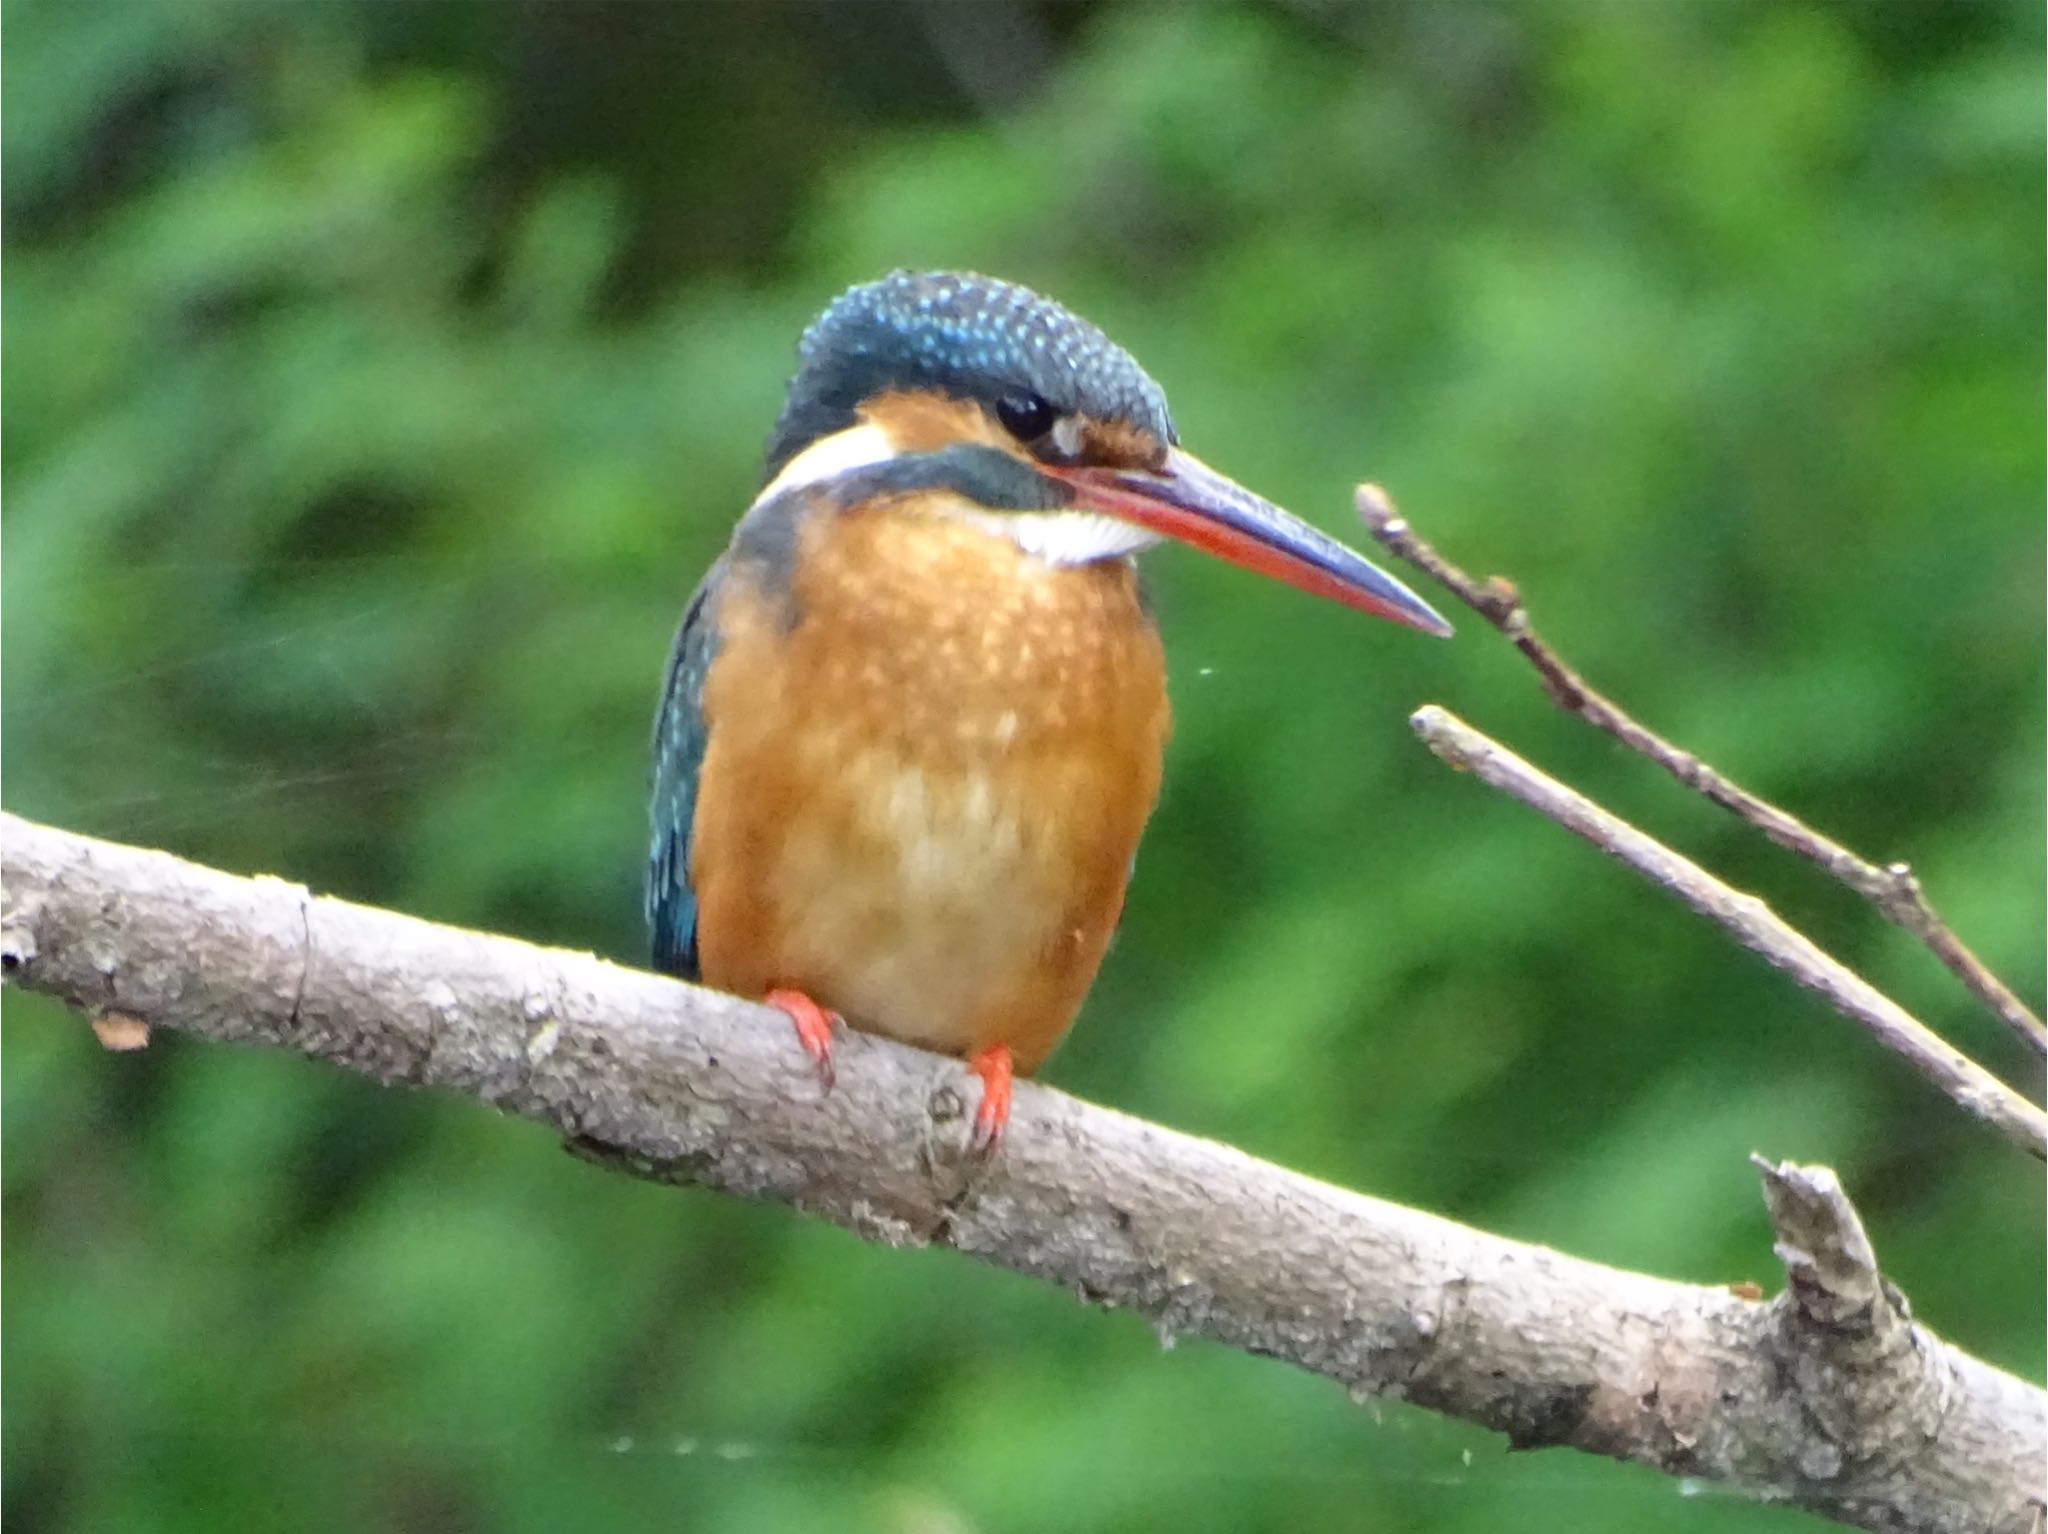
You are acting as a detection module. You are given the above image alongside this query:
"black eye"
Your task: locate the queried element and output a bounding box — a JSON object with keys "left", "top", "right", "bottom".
{"left": 995, "top": 392, "right": 1058, "bottom": 441}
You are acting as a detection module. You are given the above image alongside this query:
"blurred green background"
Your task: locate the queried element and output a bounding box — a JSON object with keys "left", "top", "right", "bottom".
{"left": 4, "top": 2, "right": 2042, "bottom": 1531}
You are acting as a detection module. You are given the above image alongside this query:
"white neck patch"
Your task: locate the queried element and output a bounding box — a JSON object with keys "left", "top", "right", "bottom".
{"left": 756, "top": 421, "right": 1158, "bottom": 567}
{"left": 755, "top": 421, "right": 896, "bottom": 503}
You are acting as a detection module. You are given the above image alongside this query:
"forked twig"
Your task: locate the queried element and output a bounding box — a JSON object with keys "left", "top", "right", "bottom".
{"left": 1357, "top": 483, "right": 2045, "bottom": 1059}
{"left": 1410, "top": 705, "right": 2046, "bottom": 1160}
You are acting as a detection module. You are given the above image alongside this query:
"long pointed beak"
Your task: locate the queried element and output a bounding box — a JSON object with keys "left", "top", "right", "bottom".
{"left": 1049, "top": 448, "right": 1452, "bottom": 636}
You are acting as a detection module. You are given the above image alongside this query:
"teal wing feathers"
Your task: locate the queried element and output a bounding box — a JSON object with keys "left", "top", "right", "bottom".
{"left": 647, "top": 563, "right": 723, "bottom": 978}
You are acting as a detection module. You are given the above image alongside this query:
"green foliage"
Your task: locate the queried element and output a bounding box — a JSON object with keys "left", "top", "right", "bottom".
{"left": 5, "top": 3, "right": 2041, "bottom": 1530}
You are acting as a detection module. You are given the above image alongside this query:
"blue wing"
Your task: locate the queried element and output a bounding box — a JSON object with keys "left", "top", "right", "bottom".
{"left": 647, "top": 563, "right": 724, "bottom": 978}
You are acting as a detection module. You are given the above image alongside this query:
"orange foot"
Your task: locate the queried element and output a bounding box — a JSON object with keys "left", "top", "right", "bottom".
{"left": 764, "top": 988, "right": 839, "bottom": 1092}
{"left": 966, "top": 1044, "right": 1014, "bottom": 1157}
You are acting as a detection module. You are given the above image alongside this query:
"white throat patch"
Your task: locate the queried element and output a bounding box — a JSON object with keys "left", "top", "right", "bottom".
{"left": 972, "top": 511, "right": 1161, "bottom": 566}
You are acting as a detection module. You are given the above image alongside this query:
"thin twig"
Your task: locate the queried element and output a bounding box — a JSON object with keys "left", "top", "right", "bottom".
{"left": 1356, "top": 483, "right": 2046, "bottom": 1060}
{"left": 3, "top": 811, "right": 2043, "bottom": 1534}
{"left": 1409, "top": 705, "right": 2046, "bottom": 1160}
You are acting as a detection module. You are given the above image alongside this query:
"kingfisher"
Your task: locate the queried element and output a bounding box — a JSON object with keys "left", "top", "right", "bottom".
{"left": 649, "top": 271, "right": 1449, "bottom": 1152}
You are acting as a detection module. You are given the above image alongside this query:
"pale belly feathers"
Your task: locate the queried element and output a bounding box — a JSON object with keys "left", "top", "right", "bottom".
{"left": 690, "top": 504, "right": 1169, "bottom": 1073}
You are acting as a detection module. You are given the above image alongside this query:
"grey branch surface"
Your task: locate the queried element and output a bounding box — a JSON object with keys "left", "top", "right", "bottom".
{"left": 1411, "top": 706, "right": 2047, "bottom": 1162}
{"left": 1355, "top": 483, "right": 2047, "bottom": 1060}
{"left": 3, "top": 812, "right": 2042, "bottom": 1534}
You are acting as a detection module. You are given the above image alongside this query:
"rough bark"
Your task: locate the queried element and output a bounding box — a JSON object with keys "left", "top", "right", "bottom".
{"left": 3, "top": 812, "right": 2041, "bottom": 1533}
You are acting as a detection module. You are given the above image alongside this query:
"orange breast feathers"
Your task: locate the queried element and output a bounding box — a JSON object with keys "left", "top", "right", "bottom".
{"left": 690, "top": 499, "right": 1170, "bottom": 1074}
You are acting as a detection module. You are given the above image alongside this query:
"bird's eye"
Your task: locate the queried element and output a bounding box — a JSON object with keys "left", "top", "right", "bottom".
{"left": 995, "top": 392, "right": 1058, "bottom": 442}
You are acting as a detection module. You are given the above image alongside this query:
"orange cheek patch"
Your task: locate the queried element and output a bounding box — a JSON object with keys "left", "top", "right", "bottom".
{"left": 1078, "top": 418, "right": 1167, "bottom": 471}
{"left": 860, "top": 390, "right": 1011, "bottom": 455}
{"left": 861, "top": 390, "right": 1164, "bottom": 476}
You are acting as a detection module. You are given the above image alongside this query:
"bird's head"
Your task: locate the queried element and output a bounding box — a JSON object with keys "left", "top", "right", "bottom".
{"left": 759, "top": 270, "right": 1451, "bottom": 637}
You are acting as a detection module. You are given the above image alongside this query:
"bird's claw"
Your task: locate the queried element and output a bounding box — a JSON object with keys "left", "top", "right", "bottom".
{"left": 966, "top": 1044, "right": 1014, "bottom": 1159}
{"left": 764, "top": 988, "right": 839, "bottom": 1092}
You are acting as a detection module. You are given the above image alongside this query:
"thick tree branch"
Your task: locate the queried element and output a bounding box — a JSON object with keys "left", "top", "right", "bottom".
{"left": 2, "top": 812, "right": 2041, "bottom": 1534}
{"left": 1355, "top": 483, "right": 2047, "bottom": 1059}
{"left": 1410, "top": 706, "right": 2046, "bottom": 1161}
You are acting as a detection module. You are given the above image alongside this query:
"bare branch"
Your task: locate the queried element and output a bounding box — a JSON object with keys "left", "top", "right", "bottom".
{"left": 1355, "top": 483, "right": 2046, "bottom": 1059}
{"left": 1748, "top": 1157, "right": 2047, "bottom": 1527}
{"left": 1409, "top": 705, "right": 2046, "bottom": 1161}
{"left": 3, "top": 811, "right": 2041, "bottom": 1533}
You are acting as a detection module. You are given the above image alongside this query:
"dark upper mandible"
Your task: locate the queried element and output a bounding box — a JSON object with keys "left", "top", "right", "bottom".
{"left": 761, "top": 271, "right": 1179, "bottom": 481}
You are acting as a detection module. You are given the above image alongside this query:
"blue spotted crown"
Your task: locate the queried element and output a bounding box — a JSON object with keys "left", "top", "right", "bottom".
{"left": 763, "top": 271, "right": 1176, "bottom": 480}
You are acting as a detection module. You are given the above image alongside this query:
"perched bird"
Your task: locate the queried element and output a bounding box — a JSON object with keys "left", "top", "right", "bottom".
{"left": 649, "top": 271, "right": 1448, "bottom": 1150}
